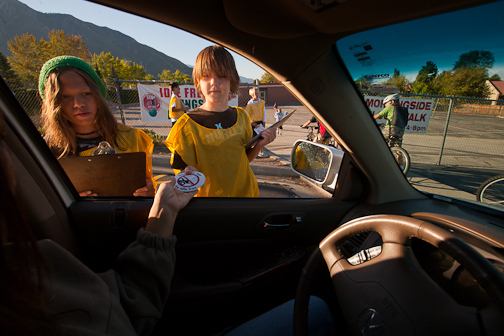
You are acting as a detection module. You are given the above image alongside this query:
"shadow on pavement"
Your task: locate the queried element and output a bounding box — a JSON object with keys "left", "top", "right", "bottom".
{"left": 409, "top": 163, "right": 503, "bottom": 195}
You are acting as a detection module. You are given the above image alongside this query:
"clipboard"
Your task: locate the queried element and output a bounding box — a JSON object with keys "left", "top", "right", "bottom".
{"left": 59, "top": 152, "right": 147, "bottom": 196}
{"left": 246, "top": 109, "right": 296, "bottom": 150}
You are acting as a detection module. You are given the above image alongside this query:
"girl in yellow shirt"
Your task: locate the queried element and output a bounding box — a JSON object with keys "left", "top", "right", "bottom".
{"left": 166, "top": 45, "right": 276, "bottom": 197}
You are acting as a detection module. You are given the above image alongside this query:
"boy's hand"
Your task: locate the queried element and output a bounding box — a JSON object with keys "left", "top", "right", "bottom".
{"left": 256, "top": 127, "right": 276, "bottom": 147}
{"left": 134, "top": 179, "right": 155, "bottom": 197}
{"left": 79, "top": 190, "right": 98, "bottom": 197}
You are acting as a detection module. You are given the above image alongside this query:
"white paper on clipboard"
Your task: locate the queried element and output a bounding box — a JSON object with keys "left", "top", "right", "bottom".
{"left": 245, "top": 109, "right": 296, "bottom": 150}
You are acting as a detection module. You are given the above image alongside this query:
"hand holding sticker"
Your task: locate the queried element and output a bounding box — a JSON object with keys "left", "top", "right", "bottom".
{"left": 174, "top": 171, "right": 206, "bottom": 192}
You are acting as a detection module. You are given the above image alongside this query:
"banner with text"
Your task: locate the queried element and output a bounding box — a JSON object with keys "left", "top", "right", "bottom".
{"left": 138, "top": 84, "right": 238, "bottom": 122}
{"left": 364, "top": 95, "right": 434, "bottom": 133}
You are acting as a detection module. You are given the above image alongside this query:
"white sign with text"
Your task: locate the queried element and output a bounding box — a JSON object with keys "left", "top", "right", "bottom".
{"left": 138, "top": 84, "right": 239, "bottom": 122}
{"left": 364, "top": 95, "right": 434, "bottom": 133}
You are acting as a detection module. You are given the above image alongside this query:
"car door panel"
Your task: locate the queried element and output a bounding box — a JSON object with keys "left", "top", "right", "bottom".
{"left": 67, "top": 197, "right": 355, "bottom": 335}
{"left": 68, "top": 197, "right": 356, "bottom": 276}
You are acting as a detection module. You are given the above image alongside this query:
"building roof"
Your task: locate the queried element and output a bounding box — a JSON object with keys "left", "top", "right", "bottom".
{"left": 488, "top": 81, "right": 504, "bottom": 94}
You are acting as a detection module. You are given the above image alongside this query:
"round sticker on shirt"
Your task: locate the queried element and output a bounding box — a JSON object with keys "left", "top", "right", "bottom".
{"left": 174, "top": 172, "right": 206, "bottom": 192}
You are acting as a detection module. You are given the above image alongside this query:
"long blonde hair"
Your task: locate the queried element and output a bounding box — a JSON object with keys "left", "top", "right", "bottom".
{"left": 41, "top": 67, "right": 119, "bottom": 158}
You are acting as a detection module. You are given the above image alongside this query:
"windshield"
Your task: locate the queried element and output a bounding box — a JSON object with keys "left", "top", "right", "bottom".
{"left": 336, "top": 1, "right": 504, "bottom": 209}
{"left": 1, "top": 0, "right": 329, "bottom": 199}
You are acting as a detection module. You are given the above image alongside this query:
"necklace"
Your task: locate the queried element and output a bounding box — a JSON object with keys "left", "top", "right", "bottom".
{"left": 75, "top": 130, "right": 99, "bottom": 136}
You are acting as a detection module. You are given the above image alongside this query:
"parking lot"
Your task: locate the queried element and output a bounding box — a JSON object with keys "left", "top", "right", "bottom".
{"left": 117, "top": 103, "right": 504, "bottom": 201}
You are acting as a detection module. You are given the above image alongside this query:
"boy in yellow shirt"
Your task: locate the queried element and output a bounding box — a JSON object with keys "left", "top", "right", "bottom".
{"left": 169, "top": 82, "right": 190, "bottom": 126}
{"left": 165, "top": 45, "right": 276, "bottom": 197}
{"left": 245, "top": 87, "right": 268, "bottom": 157}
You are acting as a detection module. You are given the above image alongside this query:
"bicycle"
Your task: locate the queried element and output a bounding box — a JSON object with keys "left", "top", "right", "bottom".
{"left": 302, "top": 124, "right": 336, "bottom": 147}
{"left": 304, "top": 125, "right": 318, "bottom": 142}
{"left": 476, "top": 174, "right": 504, "bottom": 207}
{"left": 380, "top": 125, "right": 410, "bottom": 175}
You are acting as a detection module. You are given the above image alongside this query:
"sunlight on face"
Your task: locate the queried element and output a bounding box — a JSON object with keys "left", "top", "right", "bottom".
{"left": 199, "top": 70, "right": 231, "bottom": 109}
{"left": 58, "top": 71, "right": 98, "bottom": 133}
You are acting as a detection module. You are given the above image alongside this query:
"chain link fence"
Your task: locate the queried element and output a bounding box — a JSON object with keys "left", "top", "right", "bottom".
{"left": 5, "top": 76, "right": 504, "bottom": 182}
{"left": 104, "top": 80, "right": 258, "bottom": 138}
{"left": 361, "top": 91, "right": 504, "bottom": 171}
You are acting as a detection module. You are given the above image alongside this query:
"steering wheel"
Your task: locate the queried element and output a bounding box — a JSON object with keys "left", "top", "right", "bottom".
{"left": 294, "top": 215, "right": 504, "bottom": 336}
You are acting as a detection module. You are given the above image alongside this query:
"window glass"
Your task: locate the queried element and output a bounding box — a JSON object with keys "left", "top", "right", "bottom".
{"left": 2, "top": 0, "right": 331, "bottom": 199}
{"left": 336, "top": 1, "right": 504, "bottom": 210}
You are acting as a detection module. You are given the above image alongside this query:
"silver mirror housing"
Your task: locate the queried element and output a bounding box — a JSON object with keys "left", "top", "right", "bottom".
{"left": 290, "top": 140, "right": 344, "bottom": 193}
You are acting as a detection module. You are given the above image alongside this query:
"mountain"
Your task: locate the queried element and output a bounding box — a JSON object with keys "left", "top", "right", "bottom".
{"left": 0, "top": 0, "right": 192, "bottom": 77}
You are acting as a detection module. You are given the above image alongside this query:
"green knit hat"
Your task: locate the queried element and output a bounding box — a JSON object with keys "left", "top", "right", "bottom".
{"left": 38, "top": 55, "right": 107, "bottom": 99}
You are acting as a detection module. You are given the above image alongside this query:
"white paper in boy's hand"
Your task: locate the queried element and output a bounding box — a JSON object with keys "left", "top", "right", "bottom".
{"left": 174, "top": 171, "right": 205, "bottom": 192}
{"left": 254, "top": 124, "right": 266, "bottom": 135}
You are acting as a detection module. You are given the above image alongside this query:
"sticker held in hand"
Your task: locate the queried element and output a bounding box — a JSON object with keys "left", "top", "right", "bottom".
{"left": 174, "top": 172, "right": 206, "bottom": 192}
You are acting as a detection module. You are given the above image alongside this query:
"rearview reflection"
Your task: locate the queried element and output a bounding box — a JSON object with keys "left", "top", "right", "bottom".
{"left": 292, "top": 142, "right": 331, "bottom": 182}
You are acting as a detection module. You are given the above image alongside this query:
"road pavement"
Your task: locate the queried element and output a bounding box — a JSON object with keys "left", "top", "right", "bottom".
{"left": 146, "top": 104, "right": 503, "bottom": 201}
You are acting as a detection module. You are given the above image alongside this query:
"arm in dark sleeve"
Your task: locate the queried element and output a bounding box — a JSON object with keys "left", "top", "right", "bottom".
{"left": 100, "top": 229, "right": 177, "bottom": 336}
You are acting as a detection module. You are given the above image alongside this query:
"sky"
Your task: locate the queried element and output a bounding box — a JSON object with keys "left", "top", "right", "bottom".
{"left": 18, "top": 0, "right": 504, "bottom": 84}
{"left": 336, "top": 1, "right": 504, "bottom": 83}
{"left": 17, "top": 0, "right": 266, "bottom": 81}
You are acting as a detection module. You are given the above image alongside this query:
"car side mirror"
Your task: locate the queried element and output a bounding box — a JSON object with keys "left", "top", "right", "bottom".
{"left": 290, "top": 140, "right": 344, "bottom": 193}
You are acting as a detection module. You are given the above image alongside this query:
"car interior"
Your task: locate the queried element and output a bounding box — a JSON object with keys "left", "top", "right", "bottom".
{"left": 2, "top": 0, "right": 504, "bottom": 335}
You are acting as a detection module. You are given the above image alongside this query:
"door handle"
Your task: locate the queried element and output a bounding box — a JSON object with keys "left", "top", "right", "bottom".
{"left": 259, "top": 214, "right": 304, "bottom": 231}
{"left": 263, "top": 222, "right": 290, "bottom": 228}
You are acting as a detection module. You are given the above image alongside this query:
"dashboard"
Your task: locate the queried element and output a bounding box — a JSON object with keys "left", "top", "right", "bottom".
{"left": 338, "top": 202, "right": 504, "bottom": 310}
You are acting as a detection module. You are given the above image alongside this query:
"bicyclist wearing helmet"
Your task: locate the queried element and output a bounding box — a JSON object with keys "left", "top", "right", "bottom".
{"left": 373, "top": 93, "right": 409, "bottom": 147}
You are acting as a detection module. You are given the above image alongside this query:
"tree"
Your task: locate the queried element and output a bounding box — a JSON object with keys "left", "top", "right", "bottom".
{"left": 489, "top": 74, "right": 501, "bottom": 81}
{"left": 7, "top": 29, "right": 91, "bottom": 86}
{"left": 355, "top": 76, "right": 371, "bottom": 90}
{"left": 92, "top": 52, "right": 119, "bottom": 86}
{"left": 260, "top": 72, "right": 277, "bottom": 83}
{"left": 158, "top": 69, "right": 191, "bottom": 82}
{"left": 411, "top": 61, "right": 438, "bottom": 94}
{"left": 386, "top": 68, "right": 409, "bottom": 93}
{"left": 453, "top": 50, "right": 494, "bottom": 71}
{"left": 0, "top": 52, "right": 19, "bottom": 84}
{"left": 7, "top": 33, "right": 49, "bottom": 85}
{"left": 92, "top": 52, "right": 153, "bottom": 86}
{"left": 117, "top": 59, "right": 148, "bottom": 81}
{"left": 432, "top": 67, "right": 490, "bottom": 98}
{"left": 46, "top": 29, "right": 91, "bottom": 62}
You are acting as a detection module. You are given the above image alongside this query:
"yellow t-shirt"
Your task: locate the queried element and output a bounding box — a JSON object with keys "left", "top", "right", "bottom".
{"left": 165, "top": 107, "right": 259, "bottom": 197}
{"left": 245, "top": 100, "right": 265, "bottom": 122}
{"left": 293, "top": 146, "right": 310, "bottom": 170}
{"left": 80, "top": 125, "right": 156, "bottom": 190}
{"left": 169, "top": 94, "right": 185, "bottom": 119}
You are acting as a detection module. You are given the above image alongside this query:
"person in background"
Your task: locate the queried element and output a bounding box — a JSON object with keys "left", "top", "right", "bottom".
{"left": 39, "top": 55, "right": 155, "bottom": 196}
{"left": 373, "top": 93, "right": 409, "bottom": 166}
{"left": 169, "top": 82, "right": 190, "bottom": 127}
{"left": 165, "top": 45, "right": 276, "bottom": 197}
{"left": 301, "top": 116, "right": 332, "bottom": 145}
{"left": 373, "top": 93, "right": 408, "bottom": 148}
{"left": 245, "top": 87, "right": 268, "bottom": 158}
{"left": 274, "top": 105, "right": 284, "bottom": 135}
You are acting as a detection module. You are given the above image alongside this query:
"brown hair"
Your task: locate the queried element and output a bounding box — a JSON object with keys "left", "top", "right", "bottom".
{"left": 192, "top": 45, "right": 240, "bottom": 101}
{"left": 41, "top": 67, "right": 120, "bottom": 158}
{"left": 170, "top": 82, "right": 179, "bottom": 90}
